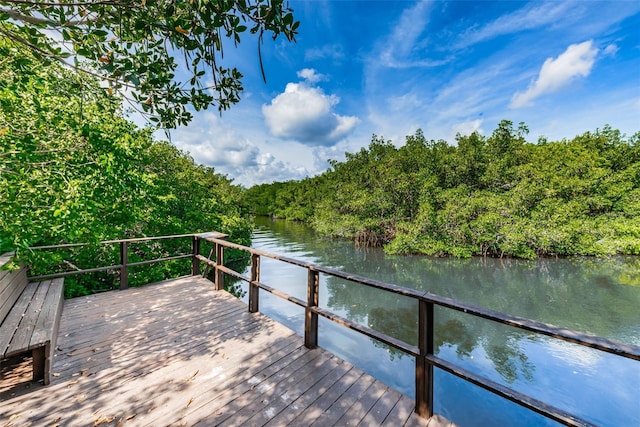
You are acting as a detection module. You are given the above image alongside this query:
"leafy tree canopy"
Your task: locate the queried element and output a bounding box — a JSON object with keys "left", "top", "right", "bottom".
{"left": 0, "top": 0, "right": 299, "bottom": 128}
{"left": 0, "top": 34, "right": 251, "bottom": 296}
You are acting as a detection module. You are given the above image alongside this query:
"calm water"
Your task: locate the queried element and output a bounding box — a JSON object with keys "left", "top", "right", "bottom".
{"left": 238, "top": 217, "right": 640, "bottom": 427}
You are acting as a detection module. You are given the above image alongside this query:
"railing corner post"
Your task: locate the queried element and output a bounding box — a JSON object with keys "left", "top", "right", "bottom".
{"left": 305, "top": 269, "right": 320, "bottom": 349}
{"left": 416, "top": 298, "right": 434, "bottom": 418}
{"left": 249, "top": 253, "right": 260, "bottom": 313}
{"left": 119, "top": 241, "right": 128, "bottom": 290}
{"left": 192, "top": 235, "right": 201, "bottom": 276}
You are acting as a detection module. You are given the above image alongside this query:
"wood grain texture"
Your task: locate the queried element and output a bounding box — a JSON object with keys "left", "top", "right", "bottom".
{"left": 0, "top": 276, "right": 454, "bottom": 426}
{"left": 5, "top": 280, "right": 50, "bottom": 355}
{"left": 0, "top": 267, "right": 28, "bottom": 325}
{"left": 0, "top": 281, "right": 38, "bottom": 358}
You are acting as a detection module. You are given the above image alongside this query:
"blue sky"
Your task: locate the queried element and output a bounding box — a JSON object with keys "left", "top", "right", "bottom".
{"left": 166, "top": 0, "right": 640, "bottom": 187}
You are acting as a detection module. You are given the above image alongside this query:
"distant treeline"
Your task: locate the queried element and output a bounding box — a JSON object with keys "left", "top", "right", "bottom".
{"left": 242, "top": 121, "right": 640, "bottom": 259}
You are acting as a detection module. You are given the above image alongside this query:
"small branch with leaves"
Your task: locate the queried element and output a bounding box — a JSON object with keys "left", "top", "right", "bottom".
{"left": 0, "top": 0, "right": 299, "bottom": 128}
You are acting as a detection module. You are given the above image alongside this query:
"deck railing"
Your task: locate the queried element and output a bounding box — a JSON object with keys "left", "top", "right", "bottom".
{"left": 197, "top": 234, "right": 640, "bottom": 427}
{"left": 27, "top": 232, "right": 227, "bottom": 289}
{"left": 24, "top": 232, "right": 640, "bottom": 426}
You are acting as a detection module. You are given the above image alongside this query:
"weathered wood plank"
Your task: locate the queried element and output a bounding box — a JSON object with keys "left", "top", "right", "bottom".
{"left": 47, "top": 319, "right": 283, "bottom": 414}
{"left": 359, "top": 384, "right": 404, "bottom": 426}
{"left": 41, "top": 278, "right": 65, "bottom": 384}
{"left": 425, "top": 413, "right": 454, "bottom": 427}
{"left": 334, "top": 379, "right": 389, "bottom": 426}
{"left": 208, "top": 350, "right": 331, "bottom": 426}
{"left": 381, "top": 394, "right": 417, "bottom": 426}
{"left": 287, "top": 365, "right": 364, "bottom": 425}
{"left": 0, "top": 281, "right": 38, "bottom": 358}
{"left": 0, "top": 267, "right": 28, "bottom": 323}
{"left": 30, "top": 278, "right": 64, "bottom": 349}
{"left": 56, "top": 297, "right": 245, "bottom": 350}
{"left": 56, "top": 285, "right": 241, "bottom": 345}
{"left": 187, "top": 346, "right": 325, "bottom": 426}
{"left": 53, "top": 301, "right": 249, "bottom": 376}
{"left": 6, "top": 280, "right": 50, "bottom": 355}
{"left": 221, "top": 353, "right": 342, "bottom": 426}
{"left": 0, "top": 252, "right": 16, "bottom": 286}
{"left": 22, "top": 294, "right": 301, "bottom": 424}
{"left": 263, "top": 357, "right": 353, "bottom": 426}
{"left": 310, "top": 370, "right": 377, "bottom": 426}
{"left": 139, "top": 336, "right": 304, "bottom": 426}
{"left": 0, "top": 251, "right": 14, "bottom": 267}
{"left": 20, "top": 331, "right": 301, "bottom": 426}
{"left": 59, "top": 334, "right": 302, "bottom": 427}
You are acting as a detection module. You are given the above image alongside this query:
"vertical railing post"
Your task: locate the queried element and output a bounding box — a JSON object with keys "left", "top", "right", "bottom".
{"left": 119, "top": 241, "right": 128, "bottom": 290}
{"left": 191, "top": 235, "right": 201, "bottom": 276}
{"left": 416, "top": 298, "right": 434, "bottom": 418}
{"left": 214, "top": 241, "right": 224, "bottom": 291}
{"left": 249, "top": 253, "right": 260, "bottom": 313}
{"left": 305, "top": 268, "right": 319, "bottom": 349}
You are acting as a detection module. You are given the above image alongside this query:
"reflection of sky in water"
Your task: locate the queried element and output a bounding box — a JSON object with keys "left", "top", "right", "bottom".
{"left": 241, "top": 220, "right": 640, "bottom": 427}
{"left": 544, "top": 339, "right": 601, "bottom": 373}
{"left": 430, "top": 331, "right": 640, "bottom": 426}
{"left": 520, "top": 337, "right": 640, "bottom": 426}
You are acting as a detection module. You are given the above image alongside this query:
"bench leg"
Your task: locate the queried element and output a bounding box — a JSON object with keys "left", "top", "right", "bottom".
{"left": 32, "top": 347, "right": 45, "bottom": 383}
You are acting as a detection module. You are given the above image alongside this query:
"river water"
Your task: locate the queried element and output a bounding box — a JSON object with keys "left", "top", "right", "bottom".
{"left": 237, "top": 217, "right": 640, "bottom": 426}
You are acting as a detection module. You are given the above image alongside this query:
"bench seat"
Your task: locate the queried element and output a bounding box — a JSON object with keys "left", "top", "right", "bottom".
{"left": 0, "top": 254, "right": 64, "bottom": 385}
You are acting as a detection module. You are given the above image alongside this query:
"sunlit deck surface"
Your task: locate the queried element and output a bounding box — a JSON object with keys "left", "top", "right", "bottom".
{"left": 1, "top": 276, "right": 453, "bottom": 426}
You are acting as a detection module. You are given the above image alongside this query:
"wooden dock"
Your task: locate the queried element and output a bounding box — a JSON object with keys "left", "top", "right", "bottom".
{"left": 1, "top": 276, "right": 453, "bottom": 426}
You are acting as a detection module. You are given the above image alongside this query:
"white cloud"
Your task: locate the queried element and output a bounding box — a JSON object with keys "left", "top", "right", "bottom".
{"left": 458, "top": 2, "right": 575, "bottom": 48}
{"left": 170, "top": 113, "right": 259, "bottom": 169}
{"left": 168, "top": 112, "right": 313, "bottom": 187}
{"left": 262, "top": 82, "right": 359, "bottom": 146}
{"left": 376, "top": 0, "right": 444, "bottom": 69}
{"left": 305, "top": 44, "right": 345, "bottom": 62}
{"left": 603, "top": 43, "right": 619, "bottom": 57}
{"left": 238, "top": 152, "right": 310, "bottom": 186}
{"left": 511, "top": 40, "right": 598, "bottom": 108}
{"left": 387, "top": 93, "right": 423, "bottom": 112}
{"left": 452, "top": 119, "right": 484, "bottom": 138}
{"left": 297, "top": 68, "right": 326, "bottom": 83}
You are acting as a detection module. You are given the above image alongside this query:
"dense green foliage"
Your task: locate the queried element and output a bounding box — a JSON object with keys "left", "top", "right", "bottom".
{"left": 0, "top": 36, "right": 251, "bottom": 296}
{"left": 0, "top": 0, "right": 298, "bottom": 127}
{"left": 243, "top": 122, "right": 640, "bottom": 259}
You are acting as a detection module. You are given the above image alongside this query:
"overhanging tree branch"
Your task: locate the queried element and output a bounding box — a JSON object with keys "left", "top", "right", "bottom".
{"left": 0, "top": 0, "right": 299, "bottom": 128}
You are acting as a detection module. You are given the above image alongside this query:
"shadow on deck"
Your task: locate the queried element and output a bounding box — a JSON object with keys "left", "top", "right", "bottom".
{"left": 0, "top": 276, "right": 453, "bottom": 426}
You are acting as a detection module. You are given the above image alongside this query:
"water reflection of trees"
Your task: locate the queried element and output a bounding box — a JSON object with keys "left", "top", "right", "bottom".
{"left": 322, "top": 251, "right": 640, "bottom": 384}
{"left": 327, "top": 276, "right": 536, "bottom": 384}
{"left": 402, "top": 256, "right": 640, "bottom": 345}
{"left": 326, "top": 249, "right": 640, "bottom": 345}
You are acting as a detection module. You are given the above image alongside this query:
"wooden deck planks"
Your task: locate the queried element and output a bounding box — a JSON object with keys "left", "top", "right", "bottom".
{"left": 0, "top": 276, "right": 453, "bottom": 427}
{"left": 262, "top": 357, "right": 353, "bottom": 426}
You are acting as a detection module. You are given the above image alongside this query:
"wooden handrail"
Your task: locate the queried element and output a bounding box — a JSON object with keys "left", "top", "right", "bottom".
{"left": 26, "top": 233, "right": 221, "bottom": 289}
{"left": 23, "top": 232, "right": 640, "bottom": 426}
{"left": 26, "top": 233, "right": 200, "bottom": 251}
{"left": 203, "top": 236, "right": 640, "bottom": 362}
{"left": 201, "top": 235, "right": 640, "bottom": 427}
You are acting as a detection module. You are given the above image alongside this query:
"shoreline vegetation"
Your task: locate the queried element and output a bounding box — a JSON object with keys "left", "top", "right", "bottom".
{"left": 243, "top": 122, "right": 640, "bottom": 259}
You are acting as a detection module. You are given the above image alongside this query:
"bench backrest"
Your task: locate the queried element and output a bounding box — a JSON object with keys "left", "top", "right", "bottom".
{"left": 0, "top": 252, "right": 28, "bottom": 324}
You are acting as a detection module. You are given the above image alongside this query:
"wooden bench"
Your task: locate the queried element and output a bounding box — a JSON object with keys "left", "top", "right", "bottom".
{"left": 0, "top": 252, "right": 64, "bottom": 385}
